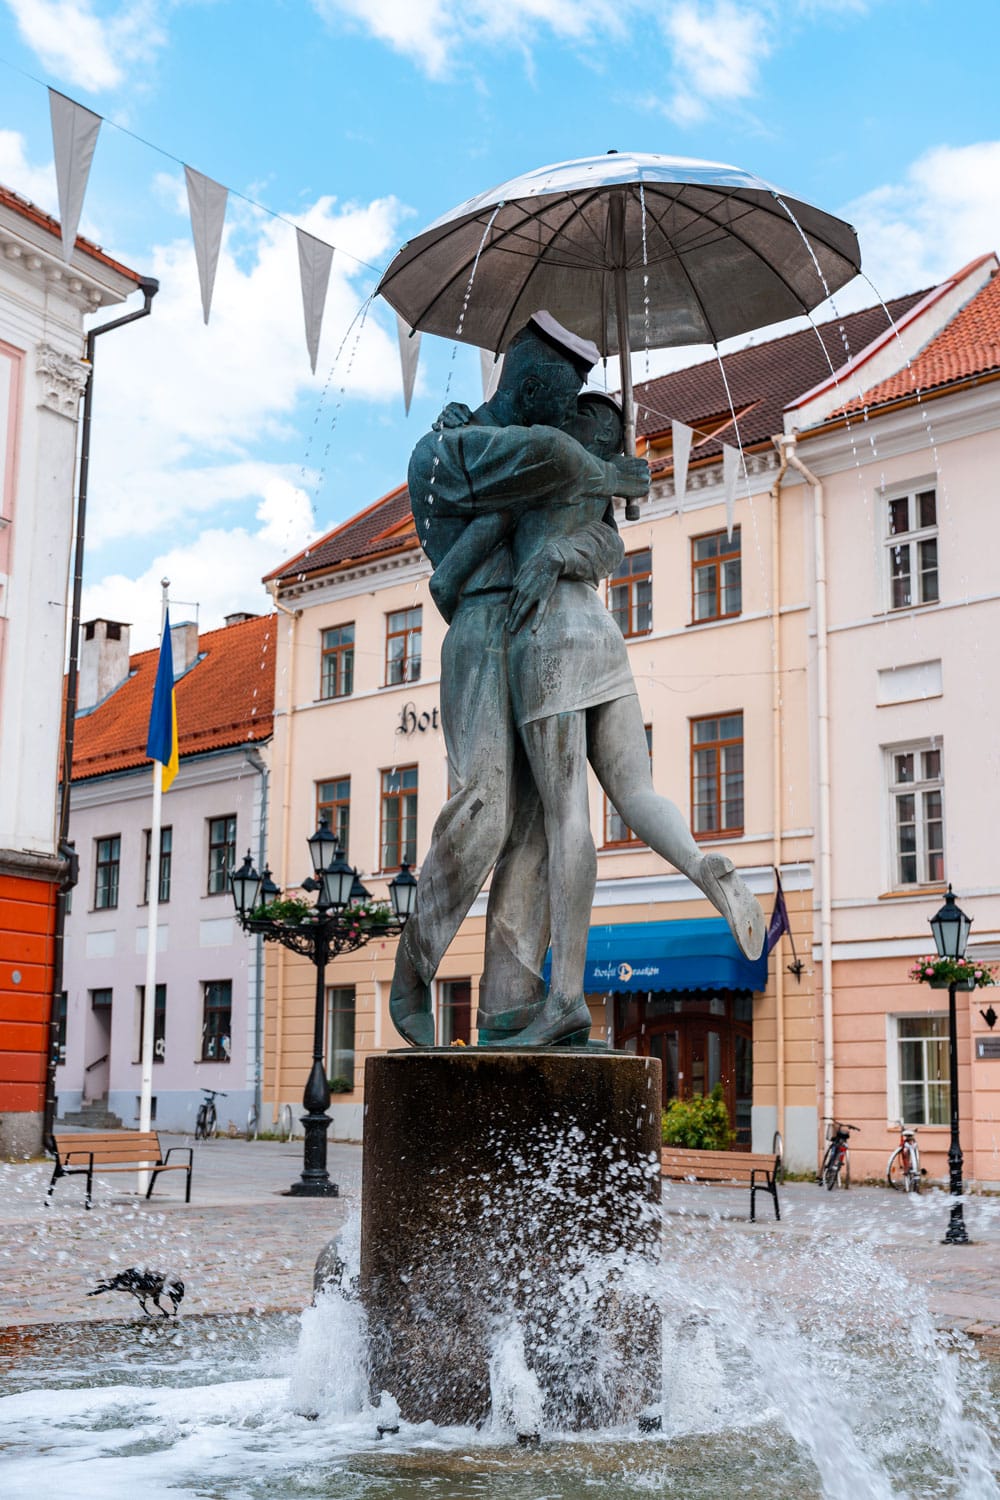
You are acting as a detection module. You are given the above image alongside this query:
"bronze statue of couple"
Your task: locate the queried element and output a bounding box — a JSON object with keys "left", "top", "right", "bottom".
{"left": 390, "top": 311, "right": 765, "bottom": 1049}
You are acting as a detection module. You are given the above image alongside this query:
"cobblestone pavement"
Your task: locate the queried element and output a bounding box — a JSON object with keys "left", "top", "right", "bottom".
{"left": 1, "top": 1138, "right": 998, "bottom": 1352}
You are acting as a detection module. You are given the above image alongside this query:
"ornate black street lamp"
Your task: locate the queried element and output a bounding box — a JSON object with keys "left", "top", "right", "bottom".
{"left": 231, "top": 823, "right": 416, "bottom": 1197}
{"left": 929, "top": 885, "right": 973, "bottom": 1245}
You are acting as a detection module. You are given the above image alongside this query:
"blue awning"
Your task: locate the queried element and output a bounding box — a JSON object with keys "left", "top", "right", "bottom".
{"left": 544, "top": 918, "right": 768, "bottom": 994}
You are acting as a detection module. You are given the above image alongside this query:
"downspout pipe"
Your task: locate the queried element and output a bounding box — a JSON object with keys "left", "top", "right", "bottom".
{"left": 266, "top": 582, "right": 302, "bottom": 1125}
{"left": 45, "top": 276, "right": 159, "bottom": 1145}
{"left": 779, "top": 434, "right": 835, "bottom": 1140}
{"left": 769, "top": 438, "right": 789, "bottom": 1146}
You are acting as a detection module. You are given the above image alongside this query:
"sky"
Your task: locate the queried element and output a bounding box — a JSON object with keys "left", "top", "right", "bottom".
{"left": 1, "top": 0, "right": 998, "bottom": 646}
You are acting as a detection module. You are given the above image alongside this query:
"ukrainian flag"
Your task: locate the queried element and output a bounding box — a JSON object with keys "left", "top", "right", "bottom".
{"left": 146, "top": 611, "right": 179, "bottom": 791}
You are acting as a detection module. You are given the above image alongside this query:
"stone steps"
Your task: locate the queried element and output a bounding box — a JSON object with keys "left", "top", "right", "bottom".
{"left": 58, "top": 1101, "right": 125, "bottom": 1131}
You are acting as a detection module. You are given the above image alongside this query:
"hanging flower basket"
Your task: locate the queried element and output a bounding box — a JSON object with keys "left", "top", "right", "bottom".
{"left": 909, "top": 955, "right": 996, "bottom": 991}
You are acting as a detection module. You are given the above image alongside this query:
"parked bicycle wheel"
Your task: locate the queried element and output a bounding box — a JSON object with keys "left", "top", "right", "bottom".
{"left": 771, "top": 1129, "right": 784, "bottom": 1185}
{"left": 194, "top": 1104, "right": 209, "bottom": 1141}
{"left": 246, "top": 1102, "right": 260, "bottom": 1141}
{"left": 841, "top": 1152, "right": 850, "bottom": 1189}
{"left": 278, "top": 1103, "right": 294, "bottom": 1142}
{"left": 887, "top": 1145, "right": 920, "bottom": 1192}
{"left": 821, "top": 1145, "right": 840, "bottom": 1190}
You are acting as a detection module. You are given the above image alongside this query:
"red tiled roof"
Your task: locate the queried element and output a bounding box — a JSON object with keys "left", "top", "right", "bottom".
{"left": 71, "top": 614, "right": 275, "bottom": 782}
{"left": 633, "top": 291, "right": 926, "bottom": 472}
{"left": 0, "top": 185, "right": 142, "bottom": 282}
{"left": 833, "top": 265, "right": 1000, "bottom": 418}
{"left": 266, "top": 482, "right": 417, "bottom": 584}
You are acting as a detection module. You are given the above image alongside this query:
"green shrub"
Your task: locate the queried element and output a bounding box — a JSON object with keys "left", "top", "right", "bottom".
{"left": 661, "top": 1083, "right": 734, "bottom": 1150}
{"left": 328, "top": 1076, "right": 353, "bottom": 1094}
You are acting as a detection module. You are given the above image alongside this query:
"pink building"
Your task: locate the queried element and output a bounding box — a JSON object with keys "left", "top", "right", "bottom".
{"left": 57, "top": 613, "right": 274, "bottom": 1134}
{"left": 261, "top": 260, "right": 1000, "bottom": 1184}
{"left": 0, "top": 186, "right": 141, "bottom": 1155}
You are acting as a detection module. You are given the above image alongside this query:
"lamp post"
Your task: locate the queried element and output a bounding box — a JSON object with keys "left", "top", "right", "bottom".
{"left": 231, "top": 822, "right": 416, "bottom": 1197}
{"left": 929, "top": 885, "right": 973, "bottom": 1245}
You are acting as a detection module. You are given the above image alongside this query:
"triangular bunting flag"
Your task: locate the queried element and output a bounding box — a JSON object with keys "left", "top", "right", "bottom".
{"left": 723, "top": 444, "right": 741, "bottom": 539}
{"left": 480, "top": 349, "right": 503, "bottom": 401}
{"left": 297, "top": 229, "right": 334, "bottom": 374}
{"left": 49, "top": 90, "right": 101, "bottom": 263}
{"left": 184, "top": 166, "right": 228, "bottom": 325}
{"left": 396, "top": 314, "right": 421, "bottom": 415}
{"left": 671, "top": 420, "right": 693, "bottom": 510}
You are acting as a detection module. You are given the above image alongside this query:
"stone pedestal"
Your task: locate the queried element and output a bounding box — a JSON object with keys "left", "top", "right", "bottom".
{"left": 360, "top": 1049, "right": 662, "bottom": 1429}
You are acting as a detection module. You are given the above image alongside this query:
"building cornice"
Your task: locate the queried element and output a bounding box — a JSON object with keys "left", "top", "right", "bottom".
{"left": 35, "top": 342, "right": 89, "bottom": 417}
{"left": 625, "top": 446, "right": 780, "bottom": 529}
{"left": 70, "top": 743, "right": 269, "bottom": 810}
{"left": 789, "top": 379, "right": 1000, "bottom": 475}
{"left": 276, "top": 547, "right": 430, "bottom": 607}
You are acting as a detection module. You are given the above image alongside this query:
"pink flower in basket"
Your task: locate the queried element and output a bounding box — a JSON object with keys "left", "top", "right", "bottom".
{"left": 924, "top": 967, "right": 934, "bottom": 976}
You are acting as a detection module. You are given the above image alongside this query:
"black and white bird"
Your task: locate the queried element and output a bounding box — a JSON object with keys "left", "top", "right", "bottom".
{"left": 87, "top": 1267, "right": 185, "bottom": 1317}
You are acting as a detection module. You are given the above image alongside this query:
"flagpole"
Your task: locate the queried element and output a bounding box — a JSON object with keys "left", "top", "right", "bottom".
{"left": 139, "top": 580, "right": 169, "bottom": 1189}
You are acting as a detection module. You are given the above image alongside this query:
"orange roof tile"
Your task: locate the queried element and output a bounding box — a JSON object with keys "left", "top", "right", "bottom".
{"left": 835, "top": 265, "right": 1000, "bottom": 417}
{"left": 71, "top": 614, "right": 275, "bottom": 782}
{"left": 266, "top": 482, "right": 417, "bottom": 585}
{"left": 0, "top": 185, "right": 142, "bottom": 282}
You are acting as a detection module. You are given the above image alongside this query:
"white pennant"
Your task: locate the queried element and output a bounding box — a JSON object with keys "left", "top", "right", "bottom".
{"left": 49, "top": 90, "right": 101, "bottom": 263}
{"left": 480, "top": 348, "right": 503, "bottom": 401}
{"left": 722, "top": 444, "right": 741, "bottom": 539}
{"left": 184, "top": 166, "right": 228, "bottom": 325}
{"left": 297, "top": 229, "right": 334, "bottom": 374}
{"left": 671, "top": 420, "right": 693, "bottom": 510}
{"left": 396, "top": 314, "right": 421, "bottom": 414}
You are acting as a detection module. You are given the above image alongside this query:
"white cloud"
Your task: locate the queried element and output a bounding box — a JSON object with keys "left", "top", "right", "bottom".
{"left": 86, "top": 188, "right": 410, "bottom": 548}
{"left": 661, "top": 2, "right": 772, "bottom": 125}
{"left": 0, "top": 129, "right": 57, "bottom": 212}
{"left": 81, "top": 479, "right": 319, "bottom": 649}
{"left": 5, "top": 0, "right": 167, "bottom": 93}
{"left": 843, "top": 142, "right": 1000, "bottom": 298}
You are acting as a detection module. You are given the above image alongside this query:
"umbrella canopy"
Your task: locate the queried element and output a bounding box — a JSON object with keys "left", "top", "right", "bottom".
{"left": 377, "top": 151, "right": 861, "bottom": 356}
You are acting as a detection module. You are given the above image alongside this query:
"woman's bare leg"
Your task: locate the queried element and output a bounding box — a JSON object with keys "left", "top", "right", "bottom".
{"left": 588, "top": 695, "right": 765, "bottom": 960}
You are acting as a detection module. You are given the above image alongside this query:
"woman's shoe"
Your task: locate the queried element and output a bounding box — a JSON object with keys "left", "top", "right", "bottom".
{"left": 695, "top": 853, "right": 765, "bottom": 960}
{"left": 493, "top": 993, "right": 592, "bottom": 1048}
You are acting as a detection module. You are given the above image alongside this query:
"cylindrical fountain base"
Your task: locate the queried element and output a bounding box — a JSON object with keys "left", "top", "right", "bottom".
{"left": 360, "top": 1049, "right": 662, "bottom": 1429}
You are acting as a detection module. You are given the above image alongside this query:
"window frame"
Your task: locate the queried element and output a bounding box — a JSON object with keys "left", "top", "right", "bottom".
{"left": 885, "top": 740, "right": 945, "bottom": 889}
{"left": 320, "top": 622, "right": 355, "bottom": 700}
{"left": 326, "top": 985, "right": 356, "bottom": 1090}
{"left": 603, "top": 725, "right": 652, "bottom": 847}
{"left": 607, "top": 548, "right": 653, "bottom": 639}
{"left": 206, "top": 815, "right": 237, "bottom": 897}
{"left": 94, "top": 835, "right": 121, "bottom": 910}
{"left": 690, "top": 712, "right": 745, "bottom": 841}
{"left": 316, "top": 777, "right": 351, "bottom": 858}
{"left": 886, "top": 1012, "right": 950, "bottom": 1127}
{"left": 438, "top": 978, "right": 472, "bottom": 1046}
{"left": 143, "top": 825, "right": 172, "bottom": 905}
{"left": 200, "top": 980, "right": 232, "bottom": 1062}
{"left": 385, "top": 606, "right": 422, "bottom": 687}
{"left": 690, "top": 525, "right": 742, "bottom": 624}
{"left": 884, "top": 484, "right": 939, "bottom": 612}
{"left": 379, "top": 764, "right": 418, "bottom": 872}
{"left": 137, "top": 982, "right": 167, "bottom": 1064}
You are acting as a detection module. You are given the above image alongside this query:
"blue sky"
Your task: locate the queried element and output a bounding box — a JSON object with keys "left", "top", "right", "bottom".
{"left": 1, "top": 0, "right": 998, "bottom": 644}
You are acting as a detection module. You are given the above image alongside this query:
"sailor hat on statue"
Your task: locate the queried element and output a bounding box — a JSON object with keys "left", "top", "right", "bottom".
{"left": 528, "top": 310, "right": 600, "bottom": 372}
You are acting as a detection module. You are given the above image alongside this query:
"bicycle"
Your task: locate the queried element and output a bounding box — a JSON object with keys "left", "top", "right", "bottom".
{"left": 771, "top": 1129, "right": 785, "bottom": 1186}
{"left": 246, "top": 1101, "right": 260, "bottom": 1140}
{"left": 277, "top": 1103, "right": 294, "bottom": 1142}
{"left": 194, "top": 1089, "right": 227, "bottom": 1141}
{"left": 886, "top": 1124, "right": 921, "bottom": 1192}
{"left": 819, "top": 1120, "right": 858, "bottom": 1190}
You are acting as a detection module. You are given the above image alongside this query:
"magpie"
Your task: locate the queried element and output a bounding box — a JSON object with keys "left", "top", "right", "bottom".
{"left": 87, "top": 1267, "right": 185, "bottom": 1317}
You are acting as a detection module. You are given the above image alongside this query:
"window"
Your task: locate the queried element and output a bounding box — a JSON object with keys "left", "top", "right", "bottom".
{"left": 385, "top": 607, "right": 422, "bottom": 685}
{"left": 691, "top": 713, "right": 744, "bottom": 839}
{"left": 380, "top": 765, "right": 418, "bottom": 870}
{"left": 326, "top": 986, "right": 356, "bottom": 1090}
{"left": 886, "top": 487, "right": 939, "bottom": 609}
{"left": 94, "top": 836, "right": 120, "bottom": 909}
{"left": 143, "top": 826, "right": 172, "bottom": 904}
{"left": 439, "top": 979, "right": 472, "bottom": 1045}
{"left": 317, "top": 778, "right": 351, "bottom": 857}
{"left": 90, "top": 987, "right": 112, "bottom": 1010}
{"left": 54, "top": 991, "right": 67, "bottom": 1065}
{"left": 207, "top": 815, "right": 236, "bottom": 895}
{"left": 604, "top": 726, "right": 652, "bottom": 846}
{"left": 608, "top": 549, "right": 652, "bottom": 637}
{"left": 137, "top": 983, "right": 167, "bottom": 1063}
{"left": 320, "top": 623, "right": 355, "bottom": 699}
{"left": 888, "top": 744, "right": 944, "bottom": 886}
{"left": 201, "top": 981, "right": 232, "bottom": 1061}
{"left": 692, "top": 527, "right": 741, "bottom": 622}
{"left": 894, "top": 1015, "right": 949, "bottom": 1125}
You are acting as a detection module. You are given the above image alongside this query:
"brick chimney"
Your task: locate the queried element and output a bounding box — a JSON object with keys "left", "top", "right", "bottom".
{"left": 78, "top": 619, "right": 131, "bottom": 710}
{"left": 224, "top": 611, "right": 258, "bottom": 627}
{"left": 170, "top": 620, "right": 199, "bottom": 676}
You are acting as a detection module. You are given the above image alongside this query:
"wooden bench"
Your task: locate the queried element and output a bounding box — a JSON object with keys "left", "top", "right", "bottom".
{"left": 660, "top": 1147, "right": 780, "bottom": 1222}
{"left": 46, "top": 1131, "right": 193, "bottom": 1210}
